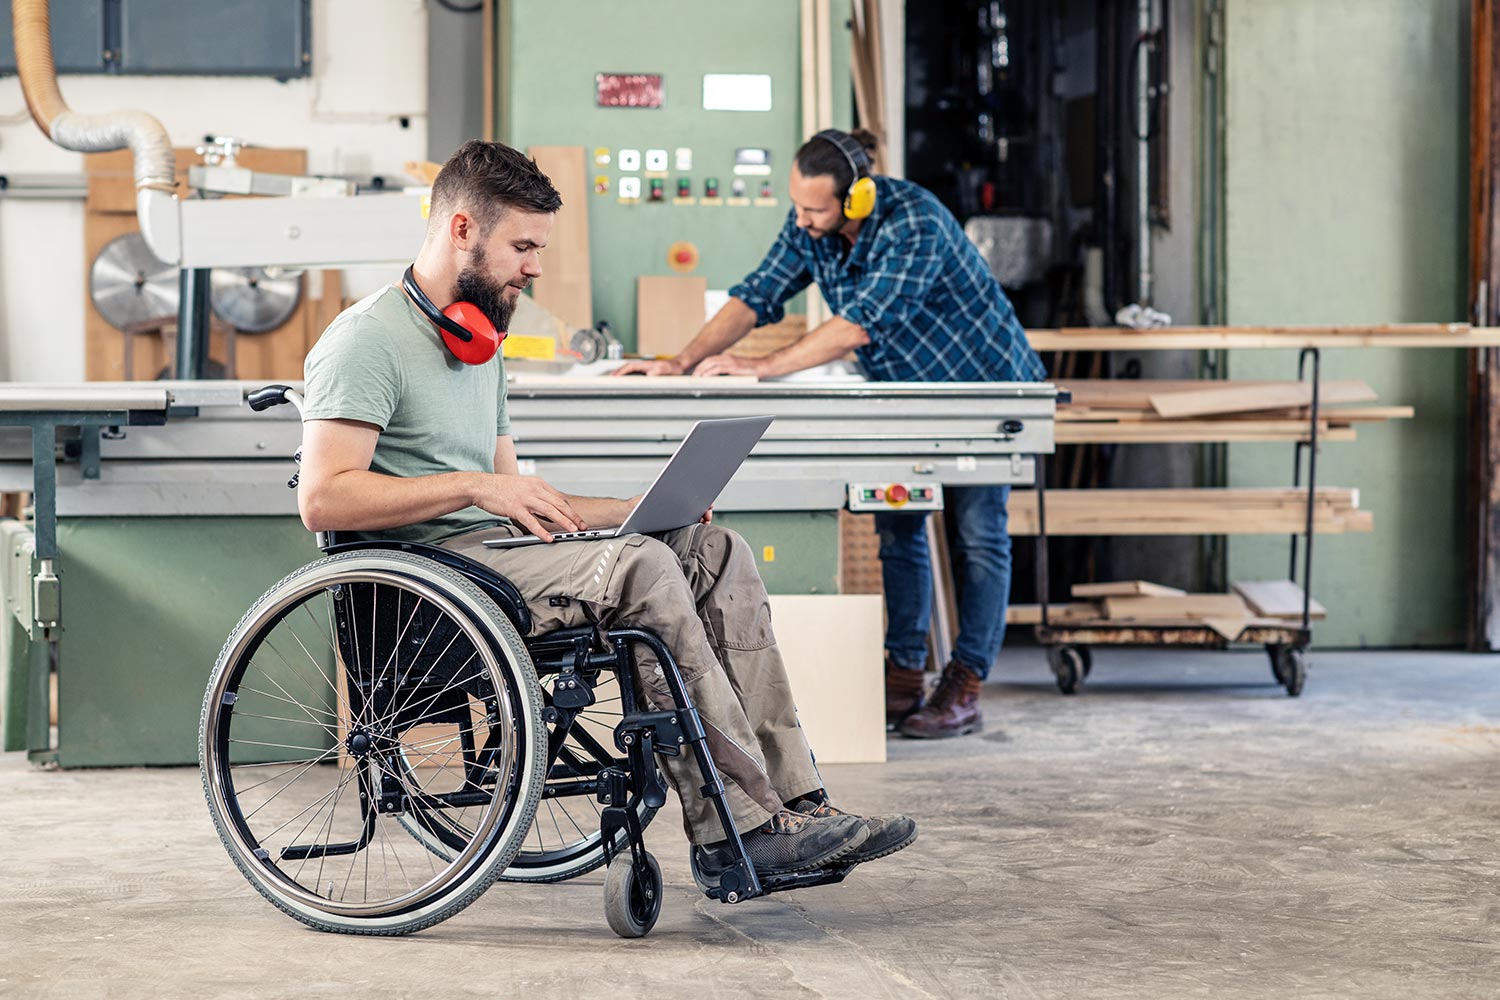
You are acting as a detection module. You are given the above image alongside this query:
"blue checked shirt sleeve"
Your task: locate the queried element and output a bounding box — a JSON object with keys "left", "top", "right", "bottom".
{"left": 838, "top": 215, "right": 943, "bottom": 333}
{"left": 727, "top": 213, "right": 813, "bottom": 326}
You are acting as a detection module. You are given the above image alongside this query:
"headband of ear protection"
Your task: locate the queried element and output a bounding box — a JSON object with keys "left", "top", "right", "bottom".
{"left": 402, "top": 265, "right": 505, "bottom": 365}
{"left": 815, "top": 129, "right": 877, "bottom": 220}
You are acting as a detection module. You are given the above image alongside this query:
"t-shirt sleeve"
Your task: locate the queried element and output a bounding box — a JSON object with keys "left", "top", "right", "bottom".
{"left": 495, "top": 364, "right": 511, "bottom": 437}
{"left": 301, "top": 314, "right": 403, "bottom": 429}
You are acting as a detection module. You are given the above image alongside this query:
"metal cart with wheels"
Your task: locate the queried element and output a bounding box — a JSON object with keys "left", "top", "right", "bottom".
{"left": 1033, "top": 347, "right": 1324, "bottom": 697}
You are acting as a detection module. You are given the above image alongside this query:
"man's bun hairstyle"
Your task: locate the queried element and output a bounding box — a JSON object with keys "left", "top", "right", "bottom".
{"left": 794, "top": 128, "right": 880, "bottom": 195}
{"left": 429, "top": 140, "right": 563, "bottom": 237}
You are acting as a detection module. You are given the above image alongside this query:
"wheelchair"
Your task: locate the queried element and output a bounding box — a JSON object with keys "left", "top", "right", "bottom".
{"left": 199, "top": 385, "right": 855, "bottom": 937}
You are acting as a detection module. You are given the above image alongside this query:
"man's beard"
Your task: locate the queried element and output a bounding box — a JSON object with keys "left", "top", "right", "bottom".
{"left": 454, "top": 248, "right": 519, "bottom": 333}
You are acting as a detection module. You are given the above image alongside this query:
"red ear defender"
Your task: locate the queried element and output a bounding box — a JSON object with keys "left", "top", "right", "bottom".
{"left": 440, "top": 301, "right": 504, "bottom": 365}
{"left": 402, "top": 265, "right": 506, "bottom": 366}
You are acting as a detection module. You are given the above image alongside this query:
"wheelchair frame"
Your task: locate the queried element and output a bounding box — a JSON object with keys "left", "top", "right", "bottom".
{"left": 200, "top": 385, "right": 853, "bottom": 938}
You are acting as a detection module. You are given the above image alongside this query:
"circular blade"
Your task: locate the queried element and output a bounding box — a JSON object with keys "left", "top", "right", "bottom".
{"left": 210, "top": 267, "right": 303, "bottom": 333}
{"left": 569, "top": 326, "right": 606, "bottom": 363}
{"left": 89, "top": 233, "right": 179, "bottom": 332}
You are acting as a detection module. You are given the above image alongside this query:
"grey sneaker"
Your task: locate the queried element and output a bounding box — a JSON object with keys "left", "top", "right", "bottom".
{"left": 791, "top": 798, "right": 917, "bottom": 864}
{"left": 691, "top": 808, "right": 868, "bottom": 889}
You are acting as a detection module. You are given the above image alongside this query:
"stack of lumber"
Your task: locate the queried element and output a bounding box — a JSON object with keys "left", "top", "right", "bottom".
{"left": 1007, "top": 487, "right": 1372, "bottom": 536}
{"left": 1054, "top": 378, "right": 1412, "bottom": 444}
{"left": 1008, "top": 580, "right": 1325, "bottom": 640}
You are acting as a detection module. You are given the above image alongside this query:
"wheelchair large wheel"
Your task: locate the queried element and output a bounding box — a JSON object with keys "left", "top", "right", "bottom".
{"left": 399, "top": 644, "right": 659, "bottom": 883}
{"left": 200, "top": 551, "right": 547, "bottom": 935}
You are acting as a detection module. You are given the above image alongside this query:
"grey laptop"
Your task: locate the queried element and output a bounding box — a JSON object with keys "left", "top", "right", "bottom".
{"left": 482, "top": 415, "right": 774, "bottom": 549}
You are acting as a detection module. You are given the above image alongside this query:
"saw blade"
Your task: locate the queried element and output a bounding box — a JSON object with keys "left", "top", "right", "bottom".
{"left": 89, "top": 233, "right": 179, "bottom": 332}
{"left": 210, "top": 267, "right": 304, "bottom": 333}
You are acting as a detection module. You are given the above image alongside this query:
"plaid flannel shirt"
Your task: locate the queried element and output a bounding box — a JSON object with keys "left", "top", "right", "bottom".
{"left": 728, "top": 176, "right": 1045, "bottom": 383}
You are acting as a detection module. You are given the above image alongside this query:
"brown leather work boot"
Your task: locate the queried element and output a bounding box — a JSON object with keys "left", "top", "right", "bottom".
{"left": 885, "top": 657, "right": 926, "bottom": 730}
{"left": 899, "top": 661, "right": 983, "bottom": 739}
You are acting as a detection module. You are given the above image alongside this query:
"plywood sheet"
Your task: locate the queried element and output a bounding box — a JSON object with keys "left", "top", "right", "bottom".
{"left": 636, "top": 275, "right": 707, "bottom": 358}
{"left": 1072, "top": 580, "right": 1187, "bottom": 599}
{"left": 1231, "top": 580, "right": 1328, "bottom": 620}
{"left": 527, "top": 146, "right": 592, "bottom": 331}
{"left": 1101, "top": 593, "right": 1251, "bottom": 621}
{"left": 768, "top": 594, "right": 885, "bottom": 763}
{"left": 1148, "top": 380, "right": 1377, "bottom": 418}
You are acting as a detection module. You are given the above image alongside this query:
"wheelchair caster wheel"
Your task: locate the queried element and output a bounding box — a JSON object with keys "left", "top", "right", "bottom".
{"left": 604, "top": 850, "right": 662, "bottom": 938}
{"left": 1047, "top": 645, "right": 1087, "bottom": 695}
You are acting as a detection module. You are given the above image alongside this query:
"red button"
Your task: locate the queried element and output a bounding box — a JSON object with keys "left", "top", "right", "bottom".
{"left": 887, "top": 484, "right": 909, "bottom": 505}
{"left": 675, "top": 250, "right": 693, "bottom": 264}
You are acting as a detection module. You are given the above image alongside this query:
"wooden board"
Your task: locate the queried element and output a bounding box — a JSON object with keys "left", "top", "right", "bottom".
{"left": 1057, "top": 421, "right": 1356, "bottom": 444}
{"left": 636, "top": 275, "right": 707, "bottom": 358}
{"left": 1231, "top": 580, "right": 1329, "bottom": 620}
{"left": 1102, "top": 593, "right": 1251, "bottom": 621}
{"left": 1006, "top": 602, "right": 1105, "bottom": 625}
{"left": 1147, "top": 380, "right": 1376, "bottom": 418}
{"left": 1072, "top": 580, "right": 1186, "bottom": 598}
{"left": 731, "top": 313, "right": 808, "bottom": 358}
{"left": 768, "top": 594, "right": 885, "bottom": 763}
{"left": 1007, "top": 488, "right": 1372, "bottom": 536}
{"left": 526, "top": 146, "right": 592, "bottom": 331}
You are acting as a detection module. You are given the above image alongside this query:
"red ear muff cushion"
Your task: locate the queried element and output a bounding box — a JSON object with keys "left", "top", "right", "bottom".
{"left": 440, "top": 301, "right": 504, "bottom": 365}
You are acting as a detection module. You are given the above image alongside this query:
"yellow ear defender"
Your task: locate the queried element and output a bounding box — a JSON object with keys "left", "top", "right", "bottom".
{"left": 815, "top": 129, "right": 876, "bottom": 220}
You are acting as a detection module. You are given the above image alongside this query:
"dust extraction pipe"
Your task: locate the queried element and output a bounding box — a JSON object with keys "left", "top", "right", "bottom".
{"left": 12, "top": 0, "right": 180, "bottom": 264}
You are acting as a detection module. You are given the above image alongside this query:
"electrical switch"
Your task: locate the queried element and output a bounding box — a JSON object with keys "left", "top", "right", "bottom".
{"left": 704, "top": 177, "right": 720, "bottom": 198}
{"left": 677, "top": 177, "right": 691, "bottom": 198}
{"left": 649, "top": 177, "right": 665, "bottom": 202}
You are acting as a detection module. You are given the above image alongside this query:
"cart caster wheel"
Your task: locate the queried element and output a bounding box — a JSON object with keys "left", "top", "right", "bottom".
{"left": 1268, "top": 645, "right": 1306, "bottom": 697}
{"left": 1048, "top": 646, "right": 1087, "bottom": 695}
{"left": 1078, "top": 646, "right": 1093, "bottom": 678}
{"left": 604, "top": 850, "right": 662, "bottom": 938}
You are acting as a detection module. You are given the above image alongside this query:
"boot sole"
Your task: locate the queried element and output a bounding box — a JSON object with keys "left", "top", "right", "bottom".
{"left": 691, "top": 831, "right": 869, "bottom": 892}
{"left": 845, "top": 827, "right": 918, "bottom": 865}
{"left": 899, "top": 721, "right": 981, "bottom": 740}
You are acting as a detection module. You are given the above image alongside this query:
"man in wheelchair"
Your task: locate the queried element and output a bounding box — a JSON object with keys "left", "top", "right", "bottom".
{"left": 296, "top": 140, "right": 916, "bottom": 888}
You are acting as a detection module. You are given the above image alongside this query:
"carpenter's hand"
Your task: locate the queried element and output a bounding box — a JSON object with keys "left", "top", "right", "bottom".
{"left": 476, "top": 475, "right": 585, "bottom": 542}
{"left": 611, "top": 357, "right": 687, "bottom": 377}
{"left": 692, "top": 353, "right": 762, "bottom": 378}
{"left": 700, "top": 506, "right": 714, "bottom": 525}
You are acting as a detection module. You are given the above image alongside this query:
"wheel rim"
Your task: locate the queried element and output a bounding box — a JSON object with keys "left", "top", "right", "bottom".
{"left": 204, "top": 569, "right": 525, "bottom": 919}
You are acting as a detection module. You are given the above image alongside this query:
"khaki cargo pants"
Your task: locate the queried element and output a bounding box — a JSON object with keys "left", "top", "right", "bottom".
{"left": 441, "top": 522, "right": 823, "bottom": 844}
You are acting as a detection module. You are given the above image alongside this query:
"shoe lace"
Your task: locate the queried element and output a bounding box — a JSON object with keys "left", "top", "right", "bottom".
{"left": 761, "top": 808, "right": 812, "bottom": 835}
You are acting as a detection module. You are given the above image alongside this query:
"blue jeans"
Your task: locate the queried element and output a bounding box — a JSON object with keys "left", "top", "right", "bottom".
{"left": 875, "top": 485, "right": 1012, "bottom": 680}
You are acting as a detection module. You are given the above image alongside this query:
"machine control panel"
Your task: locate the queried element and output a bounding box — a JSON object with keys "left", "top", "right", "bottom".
{"left": 847, "top": 482, "right": 945, "bottom": 513}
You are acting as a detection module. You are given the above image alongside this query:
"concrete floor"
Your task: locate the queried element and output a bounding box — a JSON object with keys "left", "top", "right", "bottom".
{"left": 3, "top": 645, "right": 1499, "bottom": 1000}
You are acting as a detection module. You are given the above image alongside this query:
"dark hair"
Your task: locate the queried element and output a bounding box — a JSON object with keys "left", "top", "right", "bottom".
{"left": 793, "top": 128, "right": 879, "bottom": 194}
{"left": 429, "top": 139, "right": 562, "bottom": 236}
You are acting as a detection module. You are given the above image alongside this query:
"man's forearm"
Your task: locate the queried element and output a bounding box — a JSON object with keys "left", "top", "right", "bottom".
{"left": 755, "top": 316, "right": 870, "bottom": 377}
{"left": 674, "top": 297, "right": 759, "bottom": 369}
{"left": 300, "top": 469, "right": 481, "bottom": 532}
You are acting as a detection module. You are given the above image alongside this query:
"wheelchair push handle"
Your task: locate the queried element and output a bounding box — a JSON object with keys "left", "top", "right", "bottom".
{"left": 245, "top": 384, "right": 305, "bottom": 416}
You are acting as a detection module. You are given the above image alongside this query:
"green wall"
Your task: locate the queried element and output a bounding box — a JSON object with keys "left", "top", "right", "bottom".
{"left": 1223, "top": 0, "right": 1469, "bottom": 646}
{"left": 497, "top": 0, "right": 851, "bottom": 348}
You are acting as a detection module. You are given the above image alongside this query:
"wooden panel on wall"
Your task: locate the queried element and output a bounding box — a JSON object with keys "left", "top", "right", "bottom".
{"left": 636, "top": 275, "right": 706, "bottom": 358}
{"left": 526, "top": 146, "right": 592, "bottom": 332}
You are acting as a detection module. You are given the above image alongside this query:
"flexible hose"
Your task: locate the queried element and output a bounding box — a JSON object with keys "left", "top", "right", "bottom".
{"left": 12, "top": 0, "right": 180, "bottom": 260}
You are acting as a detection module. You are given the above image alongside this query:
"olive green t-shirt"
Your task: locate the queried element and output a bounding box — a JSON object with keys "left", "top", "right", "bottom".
{"left": 302, "top": 285, "right": 510, "bottom": 545}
